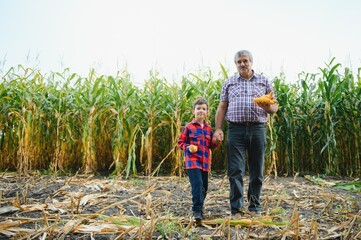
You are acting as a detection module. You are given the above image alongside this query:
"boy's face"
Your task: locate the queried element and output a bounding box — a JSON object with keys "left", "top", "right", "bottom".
{"left": 193, "top": 103, "right": 208, "bottom": 121}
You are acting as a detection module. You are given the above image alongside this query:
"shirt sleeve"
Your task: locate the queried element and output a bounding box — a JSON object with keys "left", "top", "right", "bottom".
{"left": 177, "top": 125, "right": 190, "bottom": 152}
{"left": 220, "top": 80, "right": 229, "bottom": 102}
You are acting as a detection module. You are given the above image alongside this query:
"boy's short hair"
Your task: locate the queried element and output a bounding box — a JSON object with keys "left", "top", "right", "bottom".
{"left": 193, "top": 98, "right": 208, "bottom": 110}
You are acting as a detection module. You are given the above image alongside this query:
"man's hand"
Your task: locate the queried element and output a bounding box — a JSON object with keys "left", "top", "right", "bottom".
{"left": 256, "top": 102, "right": 279, "bottom": 114}
{"left": 254, "top": 92, "right": 279, "bottom": 114}
{"left": 256, "top": 102, "right": 270, "bottom": 110}
{"left": 213, "top": 129, "right": 224, "bottom": 144}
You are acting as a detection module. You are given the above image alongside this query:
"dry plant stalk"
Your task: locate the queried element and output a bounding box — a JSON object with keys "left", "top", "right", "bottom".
{"left": 310, "top": 220, "right": 318, "bottom": 239}
{"left": 182, "top": 217, "right": 194, "bottom": 238}
{"left": 147, "top": 211, "right": 156, "bottom": 238}
{"left": 227, "top": 218, "right": 231, "bottom": 239}
{"left": 76, "top": 195, "right": 82, "bottom": 214}
{"left": 145, "top": 193, "right": 152, "bottom": 217}
{"left": 322, "top": 196, "right": 334, "bottom": 216}
{"left": 290, "top": 203, "right": 300, "bottom": 239}
{"left": 343, "top": 211, "right": 360, "bottom": 239}
{"left": 42, "top": 209, "right": 49, "bottom": 227}
{"left": 209, "top": 218, "right": 227, "bottom": 238}
{"left": 137, "top": 218, "right": 143, "bottom": 239}
{"left": 245, "top": 219, "right": 253, "bottom": 239}
{"left": 264, "top": 195, "right": 269, "bottom": 215}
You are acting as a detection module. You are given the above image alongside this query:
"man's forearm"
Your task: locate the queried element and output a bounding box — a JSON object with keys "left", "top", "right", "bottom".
{"left": 215, "top": 104, "right": 227, "bottom": 130}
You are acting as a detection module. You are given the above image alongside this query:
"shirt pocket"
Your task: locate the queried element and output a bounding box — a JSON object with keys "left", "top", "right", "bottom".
{"left": 252, "top": 83, "right": 266, "bottom": 97}
{"left": 206, "top": 134, "right": 212, "bottom": 146}
{"left": 189, "top": 133, "right": 200, "bottom": 144}
{"left": 228, "top": 85, "right": 241, "bottom": 98}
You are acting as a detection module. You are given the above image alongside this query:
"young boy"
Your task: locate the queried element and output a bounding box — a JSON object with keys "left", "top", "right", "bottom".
{"left": 178, "top": 98, "right": 219, "bottom": 222}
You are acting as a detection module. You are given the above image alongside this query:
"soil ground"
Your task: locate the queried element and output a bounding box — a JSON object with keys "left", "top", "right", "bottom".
{"left": 0, "top": 173, "right": 360, "bottom": 239}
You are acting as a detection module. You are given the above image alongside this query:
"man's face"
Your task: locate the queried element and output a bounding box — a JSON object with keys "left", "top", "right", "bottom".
{"left": 235, "top": 54, "right": 253, "bottom": 76}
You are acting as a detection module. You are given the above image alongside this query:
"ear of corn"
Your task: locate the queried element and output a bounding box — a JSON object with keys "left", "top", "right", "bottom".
{"left": 189, "top": 145, "right": 198, "bottom": 153}
{"left": 253, "top": 92, "right": 276, "bottom": 104}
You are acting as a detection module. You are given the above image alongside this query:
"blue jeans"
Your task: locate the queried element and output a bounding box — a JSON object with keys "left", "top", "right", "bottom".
{"left": 227, "top": 123, "right": 266, "bottom": 212}
{"left": 187, "top": 169, "right": 208, "bottom": 212}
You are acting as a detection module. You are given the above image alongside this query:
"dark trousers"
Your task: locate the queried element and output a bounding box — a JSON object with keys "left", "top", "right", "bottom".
{"left": 187, "top": 168, "right": 208, "bottom": 212}
{"left": 227, "top": 123, "right": 266, "bottom": 212}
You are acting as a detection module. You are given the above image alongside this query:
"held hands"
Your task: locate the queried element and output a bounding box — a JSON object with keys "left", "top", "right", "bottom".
{"left": 189, "top": 145, "right": 198, "bottom": 153}
{"left": 212, "top": 129, "right": 224, "bottom": 144}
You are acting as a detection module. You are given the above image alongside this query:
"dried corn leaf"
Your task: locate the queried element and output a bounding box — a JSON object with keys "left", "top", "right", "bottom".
{"left": 74, "top": 223, "right": 121, "bottom": 233}
{"left": 46, "top": 203, "right": 67, "bottom": 214}
{"left": 18, "top": 203, "right": 47, "bottom": 212}
{"left": 0, "top": 220, "right": 22, "bottom": 228}
{"left": 80, "top": 193, "right": 107, "bottom": 206}
{"left": 0, "top": 220, "right": 33, "bottom": 237}
{"left": 0, "top": 206, "right": 19, "bottom": 215}
{"left": 61, "top": 219, "right": 79, "bottom": 232}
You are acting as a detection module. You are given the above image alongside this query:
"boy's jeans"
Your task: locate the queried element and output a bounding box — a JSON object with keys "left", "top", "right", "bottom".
{"left": 187, "top": 168, "right": 208, "bottom": 212}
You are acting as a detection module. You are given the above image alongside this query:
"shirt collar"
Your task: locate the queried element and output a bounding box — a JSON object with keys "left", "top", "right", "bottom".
{"left": 191, "top": 119, "right": 208, "bottom": 126}
{"left": 237, "top": 70, "right": 255, "bottom": 81}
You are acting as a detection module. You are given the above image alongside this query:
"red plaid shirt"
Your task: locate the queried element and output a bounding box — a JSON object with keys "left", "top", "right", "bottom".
{"left": 178, "top": 119, "right": 219, "bottom": 172}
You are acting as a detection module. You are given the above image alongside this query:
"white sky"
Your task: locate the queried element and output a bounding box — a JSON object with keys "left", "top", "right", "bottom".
{"left": 1, "top": 0, "right": 361, "bottom": 84}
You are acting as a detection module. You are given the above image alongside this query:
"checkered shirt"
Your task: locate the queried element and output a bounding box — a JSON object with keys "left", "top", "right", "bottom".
{"left": 220, "top": 72, "right": 275, "bottom": 123}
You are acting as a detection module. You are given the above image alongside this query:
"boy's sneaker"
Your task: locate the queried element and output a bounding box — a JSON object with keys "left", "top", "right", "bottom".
{"left": 193, "top": 211, "right": 204, "bottom": 221}
{"left": 200, "top": 211, "right": 205, "bottom": 220}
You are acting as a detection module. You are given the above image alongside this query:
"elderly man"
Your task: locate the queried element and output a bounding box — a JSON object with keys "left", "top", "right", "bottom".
{"left": 213, "top": 50, "right": 278, "bottom": 216}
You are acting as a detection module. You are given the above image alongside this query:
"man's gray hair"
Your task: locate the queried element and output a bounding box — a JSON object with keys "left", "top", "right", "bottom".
{"left": 234, "top": 50, "right": 253, "bottom": 63}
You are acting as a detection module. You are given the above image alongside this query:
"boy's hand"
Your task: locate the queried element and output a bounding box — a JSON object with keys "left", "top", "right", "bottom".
{"left": 189, "top": 145, "right": 198, "bottom": 153}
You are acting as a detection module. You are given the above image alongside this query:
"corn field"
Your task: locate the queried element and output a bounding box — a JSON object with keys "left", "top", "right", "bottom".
{"left": 0, "top": 59, "right": 360, "bottom": 177}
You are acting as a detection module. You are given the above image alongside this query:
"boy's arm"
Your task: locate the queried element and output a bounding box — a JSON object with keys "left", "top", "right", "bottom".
{"left": 210, "top": 131, "right": 220, "bottom": 149}
{"left": 177, "top": 126, "right": 189, "bottom": 152}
